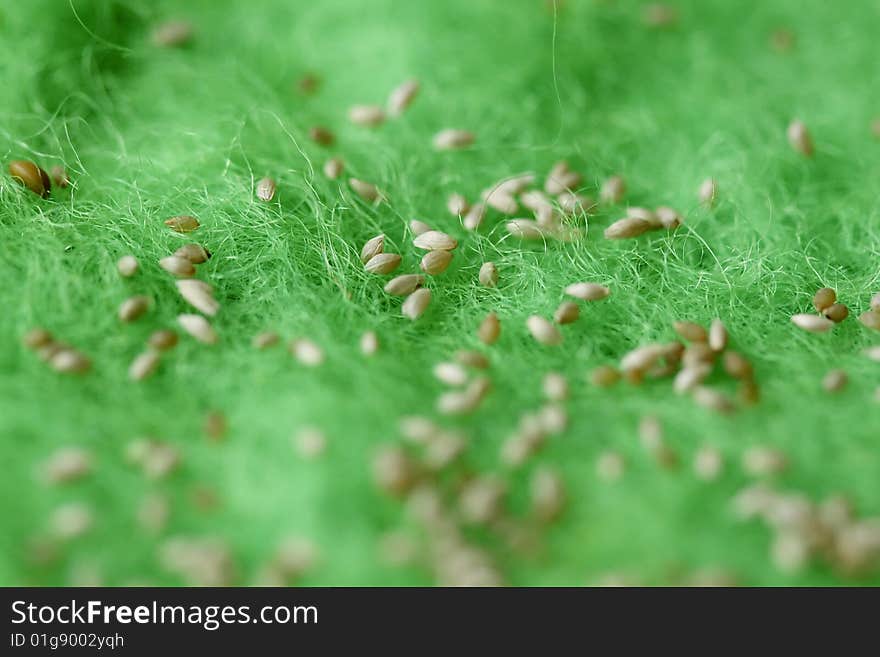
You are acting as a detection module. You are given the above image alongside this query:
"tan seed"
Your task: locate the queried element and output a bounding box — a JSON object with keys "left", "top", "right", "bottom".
{"left": 787, "top": 119, "right": 813, "bottom": 156}
{"left": 364, "top": 253, "right": 401, "bottom": 275}
{"left": 294, "top": 427, "right": 327, "bottom": 459}
{"left": 144, "top": 329, "right": 177, "bottom": 352}
{"left": 709, "top": 318, "right": 728, "bottom": 351}
{"left": 159, "top": 255, "right": 196, "bottom": 277}
{"left": 151, "top": 20, "right": 192, "bottom": 47}
{"left": 482, "top": 188, "right": 518, "bottom": 214}
{"left": 360, "top": 331, "right": 379, "bottom": 356}
{"left": 459, "top": 476, "right": 506, "bottom": 524}
{"left": 643, "top": 3, "right": 678, "bottom": 27}
{"left": 384, "top": 274, "right": 424, "bottom": 296}
{"left": 530, "top": 468, "right": 566, "bottom": 522}
{"left": 49, "top": 165, "right": 69, "bottom": 189}
{"left": 433, "top": 129, "right": 474, "bottom": 150}
{"left": 119, "top": 296, "right": 151, "bottom": 322}
{"left": 463, "top": 203, "right": 487, "bottom": 231}
{"left": 542, "top": 372, "right": 568, "bottom": 401}
{"left": 742, "top": 446, "right": 788, "bottom": 476}
{"left": 256, "top": 176, "right": 276, "bottom": 201}
{"left": 859, "top": 311, "right": 880, "bottom": 331}
{"left": 813, "top": 287, "right": 836, "bottom": 312}
{"left": 590, "top": 364, "right": 620, "bottom": 387}
{"left": 822, "top": 369, "right": 847, "bottom": 393}
{"left": 604, "top": 217, "right": 651, "bottom": 239}
{"left": 791, "top": 313, "right": 834, "bottom": 333}
{"left": 129, "top": 350, "right": 161, "bottom": 381}
{"left": 699, "top": 177, "right": 717, "bottom": 206}
{"left": 545, "top": 161, "right": 582, "bottom": 195}
{"left": 864, "top": 345, "right": 880, "bottom": 362}
{"left": 23, "top": 328, "right": 53, "bottom": 349}
{"left": 565, "top": 282, "right": 610, "bottom": 301}
{"left": 692, "top": 386, "right": 734, "bottom": 413}
{"left": 455, "top": 350, "right": 489, "bottom": 369}
{"left": 553, "top": 301, "right": 579, "bottom": 325}
{"left": 421, "top": 250, "right": 453, "bottom": 275}
{"left": 600, "top": 175, "right": 626, "bottom": 204}
{"left": 526, "top": 315, "right": 562, "bottom": 346}
{"left": 478, "top": 312, "right": 501, "bottom": 345}
{"left": 323, "top": 157, "right": 344, "bottom": 179}
{"left": 43, "top": 447, "right": 92, "bottom": 484}
{"left": 50, "top": 503, "right": 93, "bottom": 539}
{"left": 252, "top": 331, "right": 279, "bottom": 349}
{"left": 349, "top": 178, "right": 380, "bottom": 203}
{"left": 693, "top": 446, "right": 723, "bottom": 481}
{"left": 596, "top": 451, "right": 625, "bottom": 481}
{"left": 178, "top": 314, "right": 217, "bottom": 344}
{"left": 177, "top": 279, "right": 219, "bottom": 316}
{"left": 309, "top": 126, "right": 335, "bottom": 146}
{"left": 164, "top": 215, "right": 200, "bottom": 233}
{"left": 174, "top": 243, "right": 211, "bottom": 264}
{"left": 723, "top": 351, "right": 753, "bottom": 379}
{"left": 823, "top": 303, "right": 849, "bottom": 323}
{"left": 478, "top": 262, "right": 499, "bottom": 287}
{"left": 872, "top": 118, "right": 880, "bottom": 139}
{"left": 655, "top": 206, "right": 683, "bottom": 229}
{"left": 558, "top": 192, "right": 595, "bottom": 215}
{"left": 626, "top": 206, "right": 657, "bottom": 223}
{"left": 506, "top": 219, "right": 546, "bottom": 239}
{"left": 387, "top": 78, "right": 420, "bottom": 116}
{"left": 117, "top": 255, "right": 139, "bottom": 277}
{"left": 290, "top": 338, "right": 324, "bottom": 366}
{"left": 673, "top": 364, "right": 711, "bottom": 394}
{"left": 50, "top": 349, "right": 91, "bottom": 374}
{"left": 447, "top": 193, "right": 469, "bottom": 216}
{"left": 872, "top": 292, "right": 880, "bottom": 312}
{"left": 402, "top": 288, "right": 431, "bottom": 320}
{"left": 372, "top": 446, "right": 417, "bottom": 496}
{"left": 360, "top": 234, "right": 385, "bottom": 263}
{"left": 348, "top": 104, "right": 386, "bottom": 127}
{"left": 9, "top": 159, "right": 51, "bottom": 197}
{"left": 409, "top": 219, "right": 432, "bottom": 235}
{"left": 620, "top": 344, "right": 665, "bottom": 374}
{"left": 413, "top": 230, "right": 457, "bottom": 251}
{"left": 434, "top": 362, "right": 468, "bottom": 386}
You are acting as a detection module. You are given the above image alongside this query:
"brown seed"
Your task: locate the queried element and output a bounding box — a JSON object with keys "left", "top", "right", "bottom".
{"left": 506, "top": 219, "right": 546, "bottom": 239}
{"left": 620, "top": 344, "right": 665, "bottom": 374}
{"left": 251, "top": 331, "right": 279, "bottom": 349}
{"left": 309, "top": 126, "right": 335, "bottom": 146}
{"left": 542, "top": 372, "right": 568, "bottom": 401}
{"left": 360, "top": 234, "right": 385, "bottom": 263}
{"left": 402, "top": 288, "right": 431, "bottom": 320}
{"left": 165, "top": 215, "right": 200, "bottom": 233}
{"left": 9, "top": 160, "right": 51, "bottom": 197}
{"left": 384, "top": 274, "right": 424, "bottom": 296}
{"left": 50, "top": 349, "right": 91, "bottom": 374}
{"left": 643, "top": 3, "right": 678, "bottom": 27}
{"left": 23, "top": 328, "right": 53, "bottom": 349}
{"left": 693, "top": 446, "right": 723, "bottom": 481}
{"left": 682, "top": 343, "right": 715, "bottom": 368}
{"left": 413, "top": 230, "right": 457, "bottom": 251}
{"left": 590, "top": 364, "right": 620, "bottom": 387}
{"left": 859, "top": 311, "right": 880, "bottom": 331}
{"left": 447, "top": 193, "right": 469, "bottom": 216}
{"left": 455, "top": 350, "right": 489, "bottom": 369}
{"left": 177, "top": 279, "right": 219, "bottom": 316}
{"left": 256, "top": 177, "right": 276, "bottom": 201}
{"left": 360, "top": 331, "right": 379, "bottom": 356}
{"left": 348, "top": 105, "right": 386, "bottom": 127}
{"left": 178, "top": 314, "right": 217, "bottom": 344}
{"left": 349, "top": 178, "right": 380, "bottom": 203}
{"left": 148, "top": 329, "right": 178, "bottom": 351}
{"left": 791, "top": 313, "right": 834, "bottom": 333}
{"left": 674, "top": 320, "right": 708, "bottom": 343}
{"left": 565, "top": 282, "right": 610, "bottom": 301}
{"left": 478, "top": 262, "right": 499, "bottom": 288}
{"left": 723, "top": 351, "right": 752, "bottom": 379}
{"left": 43, "top": 447, "right": 92, "bottom": 484}
{"left": 822, "top": 303, "right": 848, "bottom": 323}
{"left": 770, "top": 27, "right": 795, "bottom": 52}
{"left": 463, "top": 202, "right": 487, "bottom": 231}
{"left": 742, "top": 446, "right": 787, "bottom": 476}
{"left": 699, "top": 178, "right": 717, "bottom": 206}
{"left": 174, "top": 243, "right": 211, "bottom": 264}
{"left": 387, "top": 78, "right": 420, "bottom": 116}
{"left": 822, "top": 369, "right": 847, "bottom": 393}
{"left": 600, "top": 175, "right": 626, "bottom": 204}
{"left": 49, "top": 165, "right": 69, "bottom": 188}
{"left": 813, "top": 287, "right": 836, "bottom": 312}
{"left": 434, "top": 361, "right": 468, "bottom": 386}
{"left": 526, "top": 315, "right": 562, "bottom": 346}
{"left": 739, "top": 379, "right": 761, "bottom": 405}
{"left": 297, "top": 73, "right": 320, "bottom": 94}
{"left": 159, "top": 255, "right": 196, "bottom": 277}
{"left": 545, "top": 161, "right": 582, "bottom": 195}
{"left": 553, "top": 301, "right": 579, "bottom": 325}
{"left": 364, "top": 252, "right": 401, "bottom": 275}
{"left": 203, "top": 411, "right": 227, "bottom": 441}
{"left": 655, "top": 206, "right": 683, "bottom": 229}
{"left": 787, "top": 120, "right": 813, "bottom": 156}
{"left": 604, "top": 217, "right": 651, "bottom": 239}
{"left": 478, "top": 312, "right": 501, "bottom": 345}
{"left": 872, "top": 118, "right": 880, "bottom": 139}
{"left": 870, "top": 292, "right": 880, "bottom": 312}
{"left": 530, "top": 467, "right": 566, "bottom": 522}
{"left": 119, "top": 296, "right": 151, "bottom": 322}
{"left": 129, "top": 350, "right": 161, "bottom": 381}
{"left": 558, "top": 192, "right": 596, "bottom": 215}
{"left": 692, "top": 386, "right": 734, "bottom": 414}
{"left": 421, "top": 250, "right": 453, "bottom": 275}
{"left": 289, "top": 338, "right": 324, "bottom": 366}
{"left": 322, "top": 157, "right": 344, "bottom": 179}
{"left": 433, "top": 129, "right": 474, "bottom": 150}
{"left": 117, "top": 255, "right": 139, "bottom": 277}
{"left": 709, "top": 318, "right": 728, "bottom": 351}
{"left": 151, "top": 20, "right": 192, "bottom": 47}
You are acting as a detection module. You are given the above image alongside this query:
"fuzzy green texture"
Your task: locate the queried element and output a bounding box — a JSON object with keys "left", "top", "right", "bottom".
{"left": 2, "top": 0, "right": 880, "bottom": 586}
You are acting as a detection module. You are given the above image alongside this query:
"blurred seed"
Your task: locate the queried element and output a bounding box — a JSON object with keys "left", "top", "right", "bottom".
{"left": 402, "top": 288, "right": 431, "bottom": 320}
{"left": 50, "top": 503, "right": 93, "bottom": 539}
{"left": 23, "top": 328, "right": 53, "bottom": 349}
{"left": 791, "top": 313, "right": 833, "bottom": 333}
{"left": 531, "top": 467, "right": 566, "bottom": 522}
{"left": 119, "top": 295, "right": 151, "bottom": 322}
{"left": 372, "top": 446, "right": 418, "bottom": 496}
{"left": 506, "top": 219, "right": 546, "bottom": 239}
{"left": 117, "top": 255, "right": 139, "bottom": 277}
{"left": 49, "top": 165, "right": 69, "bottom": 188}
{"left": 770, "top": 27, "right": 795, "bottom": 52}
{"left": 565, "top": 282, "right": 610, "bottom": 301}
{"left": 723, "top": 351, "right": 752, "bottom": 379}
{"left": 540, "top": 403, "right": 568, "bottom": 434}
{"left": 542, "top": 372, "right": 568, "bottom": 401}
{"left": 384, "top": 274, "right": 424, "bottom": 296}
{"left": 9, "top": 160, "right": 51, "bottom": 197}
{"left": 297, "top": 73, "right": 320, "bottom": 94}
{"left": 558, "top": 192, "right": 596, "bottom": 215}
{"left": 348, "top": 105, "right": 386, "bottom": 127}
{"left": 410, "top": 219, "right": 432, "bottom": 235}
{"left": 655, "top": 206, "right": 683, "bottom": 229}
{"left": 872, "top": 118, "right": 880, "bottom": 139}
{"left": 787, "top": 120, "right": 813, "bottom": 156}
{"left": 823, "top": 303, "right": 849, "bottom": 323}
{"left": 463, "top": 202, "right": 487, "bottom": 231}
{"left": 864, "top": 345, "right": 880, "bottom": 362}
{"left": 604, "top": 217, "right": 651, "bottom": 239}
{"left": 673, "top": 364, "right": 711, "bottom": 394}
{"left": 596, "top": 451, "right": 625, "bottom": 481}
{"left": 709, "top": 318, "right": 728, "bottom": 351}
{"left": 590, "top": 364, "right": 620, "bottom": 387}
{"left": 177, "top": 279, "right": 219, "bottom": 316}
{"left": 447, "top": 193, "right": 469, "bottom": 216}
{"left": 692, "top": 386, "right": 734, "bottom": 413}
{"left": 859, "top": 311, "right": 880, "bottom": 330}
{"left": 421, "top": 250, "right": 453, "bottom": 275}
{"left": 434, "top": 362, "right": 468, "bottom": 386}
{"left": 743, "top": 446, "right": 788, "bottom": 476}
{"left": 813, "top": 287, "right": 836, "bottom": 312}
{"left": 620, "top": 344, "right": 665, "bottom": 374}
{"left": 483, "top": 187, "right": 518, "bottom": 214}
{"left": 554, "top": 301, "right": 579, "bottom": 325}
{"left": 349, "top": 178, "right": 380, "bottom": 202}
{"left": 455, "top": 350, "right": 489, "bottom": 369}
{"left": 772, "top": 533, "right": 809, "bottom": 573}
{"left": 478, "top": 312, "right": 501, "bottom": 345}
{"left": 323, "top": 157, "right": 344, "bottom": 179}
{"left": 398, "top": 416, "right": 439, "bottom": 444}
{"left": 545, "top": 161, "right": 582, "bottom": 195}
{"left": 256, "top": 177, "right": 276, "bottom": 201}
{"left": 251, "top": 331, "right": 279, "bottom": 349}
{"left": 129, "top": 350, "right": 160, "bottom": 381}
{"left": 138, "top": 493, "right": 170, "bottom": 534}
{"left": 159, "top": 255, "right": 196, "bottom": 277}
{"left": 309, "top": 126, "right": 334, "bottom": 146}
{"left": 43, "top": 447, "right": 92, "bottom": 484}
{"left": 387, "top": 78, "right": 420, "bottom": 116}
{"left": 822, "top": 369, "right": 847, "bottom": 393}
{"left": 174, "top": 243, "right": 211, "bottom": 264}
{"left": 289, "top": 339, "right": 324, "bottom": 366}
{"left": 699, "top": 178, "right": 717, "bottom": 206}
{"left": 178, "top": 314, "right": 217, "bottom": 344}
{"left": 600, "top": 175, "right": 626, "bottom": 204}
{"left": 526, "top": 316, "right": 562, "bottom": 346}
{"left": 493, "top": 173, "right": 535, "bottom": 197}
{"left": 37, "top": 341, "right": 65, "bottom": 363}
{"left": 479, "top": 262, "right": 499, "bottom": 287}
{"left": 437, "top": 377, "right": 491, "bottom": 415}
{"left": 693, "top": 446, "right": 723, "bottom": 481}
{"left": 673, "top": 321, "right": 707, "bottom": 343}
{"left": 459, "top": 476, "right": 506, "bottom": 525}
{"left": 413, "top": 230, "right": 457, "bottom": 251}
{"left": 739, "top": 379, "right": 761, "bottom": 404}
{"left": 164, "top": 215, "right": 200, "bottom": 233}
{"left": 151, "top": 20, "right": 192, "bottom": 47}
{"left": 643, "top": 3, "right": 678, "bottom": 27}
{"left": 360, "top": 331, "right": 379, "bottom": 356}
{"left": 433, "top": 129, "right": 474, "bottom": 150}
{"left": 294, "top": 427, "right": 327, "bottom": 459}
{"left": 364, "top": 253, "right": 401, "bottom": 274}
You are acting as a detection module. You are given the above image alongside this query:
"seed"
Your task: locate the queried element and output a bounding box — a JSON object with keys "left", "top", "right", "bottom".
{"left": 542, "top": 372, "right": 568, "bottom": 401}
{"left": 478, "top": 312, "right": 501, "bottom": 345}
{"left": 151, "top": 20, "right": 192, "bottom": 47}
{"left": 459, "top": 476, "right": 506, "bottom": 525}
{"left": 413, "top": 230, "right": 457, "bottom": 251}
{"left": 699, "top": 178, "right": 717, "bottom": 206}
{"left": 323, "top": 157, "right": 344, "bottom": 179}
{"left": 478, "top": 262, "right": 498, "bottom": 287}
{"left": 770, "top": 28, "right": 795, "bottom": 52}
{"left": 349, "top": 178, "right": 380, "bottom": 203}
{"left": 174, "top": 243, "right": 211, "bottom": 264}
{"left": 49, "top": 165, "right": 69, "bottom": 188}
{"left": 433, "top": 129, "right": 474, "bottom": 150}
{"left": 823, "top": 303, "right": 849, "bottom": 323}
{"left": 693, "top": 446, "right": 723, "bottom": 481}
{"left": 742, "top": 446, "right": 787, "bottom": 476}
{"left": 177, "top": 279, "right": 219, "bottom": 316}
{"left": 421, "top": 250, "right": 453, "bottom": 275}
{"left": 129, "top": 350, "right": 161, "bottom": 381}
{"left": 159, "top": 255, "right": 196, "bottom": 277}
{"left": 671, "top": 320, "right": 707, "bottom": 343}
{"left": 859, "top": 311, "right": 880, "bottom": 331}
{"left": 372, "top": 446, "right": 417, "bottom": 496}
{"left": 252, "top": 331, "right": 279, "bottom": 349}
{"left": 360, "top": 331, "right": 379, "bottom": 356}
{"left": 437, "top": 376, "right": 491, "bottom": 415}
{"left": 709, "top": 318, "right": 728, "bottom": 351}
{"left": 822, "top": 369, "right": 847, "bottom": 393}
{"left": 558, "top": 192, "right": 595, "bottom": 215}
{"left": 23, "top": 328, "right": 53, "bottom": 349}
{"left": 294, "top": 427, "right": 327, "bottom": 460}
{"left": 596, "top": 451, "right": 625, "bottom": 481}
{"left": 873, "top": 118, "right": 880, "bottom": 139}
{"left": 384, "top": 274, "right": 424, "bottom": 296}
{"left": 813, "top": 287, "right": 836, "bottom": 312}
{"left": 256, "top": 177, "right": 276, "bottom": 201}
{"left": 739, "top": 379, "right": 761, "bottom": 404}
{"left": 165, "top": 215, "right": 200, "bottom": 233}
{"left": 43, "top": 447, "right": 92, "bottom": 485}
{"left": 620, "top": 344, "right": 665, "bottom": 374}
{"left": 119, "top": 295, "right": 151, "bottom": 322}
{"left": 604, "top": 217, "right": 651, "bottom": 239}
{"left": 692, "top": 386, "right": 734, "bottom": 413}
{"left": 297, "top": 72, "right": 320, "bottom": 94}
{"left": 565, "top": 282, "right": 610, "bottom": 301}
{"left": 520, "top": 189, "right": 552, "bottom": 216}
{"left": 50, "top": 349, "right": 91, "bottom": 374}
{"left": 791, "top": 313, "right": 833, "bottom": 333}
{"left": 673, "top": 364, "right": 711, "bottom": 394}
{"left": 655, "top": 206, "right": 683, "bottom": 229}
{"left": 387, "top": 78, "right": 420, "bottom": 116}
{"left": 9, "top": 160, "right": 51, "bottom": 197}
{"left": 553, "top": 301, "right": 579, "bottom": 325}
{"left": 348, "top": 104, "right": 386, "bottom": 127}
{"left": 723, "top": 351, "right": 752, "bottom": 379}
{"left": 600, "top": 175, "right": 626, "bottom": 204}
{"left": 51, "top": 503, "right": 93, "bottom": 539}
{"left": 434, "top": 362, "right": 468, "bottom": 386}
{"left": 492, "top": 173, "right": 534, "bottom": 197}
{"left": 455, "top": 350, "right": 489, "bottom": 369}
{"left": 506, "top": 219, "right": 546, "bottom": 239}
{"left": 526, "top": 315, "right": 562, "bottom": 346}
{"left": 398, "top": 415, "right": 440, "bottom": 444}
{"left": 531, "top": 468, "right": 565, "bottom": 522}
{"left": 482, "top": 188, "right": 518, "bottom": 214}
{"left": 463, "top": 202, "right": 487, "bottom": 231}
{"left": 787, "top": 120, "right": 813, "bottom": 156}
{"left": 309, "top": 126, "right": 335, "bottom": 146}
{"left": 409, "top": 219, "right": 432, "bottom": 236}
{"left": 626, "top": 207, "right": 657, "bottom": 224}
{"left": 864, "top": 345, "right": 880, "bottom": 362}
{"left": 590, "top": 364, "right": 620, "bottom": 387}
{"left": 643, "top": 3, "right": 678, "bottom": 27}
{"left": 402, "top": 288, "right": 431, "bottom": 320}
{"left": 545, "top": 161, "right": 582, "bottom": 195}
{"left": 116, "top": 255, "right": 139, "bottom": 277}
{"left": 869, "top": 293, "right": 880, "bottom": 311}
{"left": 178, "top": 314, "right": 217, "bottom": 344}
{"left": 447, "top": 193, "right": 469, "bottom": 216}
{"left": 364, "top": 252, "right": 401, "bottom": 275}
{"left": 359, "top": 234, "right": 385, "bottom": 264}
